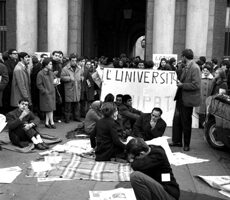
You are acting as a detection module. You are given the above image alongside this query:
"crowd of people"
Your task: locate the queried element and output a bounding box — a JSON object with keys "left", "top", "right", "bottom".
{"left": 1, "top": 47, "right": 230, "bottom": 200}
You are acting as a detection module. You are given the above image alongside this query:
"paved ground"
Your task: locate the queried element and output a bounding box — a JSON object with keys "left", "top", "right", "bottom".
{"left": 0, "top": 121, "right": 229, "bottom": 200}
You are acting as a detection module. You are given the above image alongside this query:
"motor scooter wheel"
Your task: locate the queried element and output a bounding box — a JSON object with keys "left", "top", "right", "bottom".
{"left": 205, "top": 119, "right": 225, "bottom": 149}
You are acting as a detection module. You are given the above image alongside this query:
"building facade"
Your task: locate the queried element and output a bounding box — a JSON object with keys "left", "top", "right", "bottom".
{"left": 0, "top": 0, "right": 229, "bottom": 61}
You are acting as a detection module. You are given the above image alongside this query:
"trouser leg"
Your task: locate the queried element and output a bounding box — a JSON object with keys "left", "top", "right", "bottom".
{"left": 73, "top": 102, "right": 80, "bottom": 120}
{"left": 181, "top": 105, "right": 193, "bottom": 147}
{"left": 130, "top": 171, "right": 176, "bottom": 200}
{"left": 64, "top": 102, "right": 71, "bottom": 121}
{"left": 172, "top": 102, "right": 183, "bottom": 144}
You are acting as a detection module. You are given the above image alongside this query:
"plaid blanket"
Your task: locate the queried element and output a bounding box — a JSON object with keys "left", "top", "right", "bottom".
{"left": 27, "top": 153, "right": 133, "bottom": 182}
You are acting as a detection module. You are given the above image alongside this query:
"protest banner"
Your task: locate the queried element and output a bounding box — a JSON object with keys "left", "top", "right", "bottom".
{"left": 101, "top": 68, "right": 198, "bottom": 127}
{"left": 152, "top": 54, "right": 178, "bottom": 69}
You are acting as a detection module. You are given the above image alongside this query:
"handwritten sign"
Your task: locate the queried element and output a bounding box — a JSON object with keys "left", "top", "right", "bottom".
{"left": 101, "top": 68, "right": 198, "bottom": 128}
{"left": 152, "top": 54, "right": 178, "bottom": 69}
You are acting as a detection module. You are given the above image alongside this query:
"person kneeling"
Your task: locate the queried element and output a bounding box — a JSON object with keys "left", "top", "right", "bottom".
{"left": 126, "top": 138, "right": 180, "bottom": 200}
{"left": 6, "top": 98, "right": 49, "bottom": 150}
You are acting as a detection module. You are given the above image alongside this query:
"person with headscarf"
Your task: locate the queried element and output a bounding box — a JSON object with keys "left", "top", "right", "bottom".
{"left": 84, "top": 100, "right": 103, "bottom": 135}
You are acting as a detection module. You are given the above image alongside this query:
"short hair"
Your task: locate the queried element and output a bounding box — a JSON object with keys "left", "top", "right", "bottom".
{"left": 101, "top": 102, "right": 117, "bottom": 118}
{"left": 126, "top": 138, "right": 149, "bottom": 156}
{"left": 18, "top": 52, "right": 28, "bottom": 61}
{"left": 202, "top": 62, "right": 212, "bottom": 72}
{"left": 42, "top": 57, "right": 52, "bottom": 68}
{"left": 145, "top": 60, "right": 154, "bottom": 69}
{"left": 18, "top": 98, "right": 29, "bottom": 104}
{"left": 181, "top": 49, "right": 194, "bottom": 60}
{"left": 169, "top": 57, "right": 176, "bottom": 65}
{"left": 8, "top": 49, "right": 17, "bottom": 55}
{"left": 199, "top": 56, "right": 206, "bottom": 63}
{"left": 122, "top": 94, "right": 132, "bottom": 104}
{"left": 58, "top": 51, "right": 63, "bottom": 56}
{"left": 52, "top": 51, "right": 60, "bottom": 56}
{"left": 69, "top": 53, "right": 77, "bottom": 60}
{"left": 104, "top": 93, "right": 115, "bottom": 102}
{"left": 116, "top": 94, "right": 123, "bottom": 99}
{"left": 40, "top": 53, "right": 48, "bottom": 58}
{"left": 152, "top": 107, "right": 163, "bottom": 115}
{"left": 211, "top": 58, "right": 218, "bottom": 65}
{"left": 221, "top": 60, "right": 230, "bottom": 69}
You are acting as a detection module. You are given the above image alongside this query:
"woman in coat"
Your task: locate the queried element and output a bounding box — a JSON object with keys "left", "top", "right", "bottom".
{"left": 84, "top": 100, "right": 103, "bottom": 135}
{"left": 211, "top": 68, "right": 228, "bottom": 95}
{"left": 36, "top": 58, "right": 56, "bottom": 129}
{"left": 90, "top": 102, "right": 126, "bottom": 161}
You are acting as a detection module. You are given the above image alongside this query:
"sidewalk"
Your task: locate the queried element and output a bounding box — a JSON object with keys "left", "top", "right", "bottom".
{"left": 0, "top": 121, "right": 229, "bottom": 200}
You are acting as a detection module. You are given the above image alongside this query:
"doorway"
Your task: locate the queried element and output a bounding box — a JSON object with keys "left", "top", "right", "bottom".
{"left": 83, "top": 0, "right": 146, "bottom": 58}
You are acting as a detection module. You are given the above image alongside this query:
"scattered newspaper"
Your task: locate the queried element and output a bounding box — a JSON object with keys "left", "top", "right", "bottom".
{"left": 197, "top": 175, "right": 230, "bottom": 198}
{"left": 0, "top": 166, "right": 22, "bottom": 183}
{"left": 89, "top": 188, "right": 136, "bottom": 200}
{"left": 171, "top": 152, "right": 209, "bottom": 166}
{"left": 0, "top": 114, "right": 7, "bottom": 133}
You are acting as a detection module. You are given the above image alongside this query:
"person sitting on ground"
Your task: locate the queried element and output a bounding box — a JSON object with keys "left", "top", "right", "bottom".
{"left": 6, "top": 98, "right": 49, "bottom": 150}
{"left": 90, "top": 102, "right": 126, "bottom": 161}
{"left": 119, "top": 94, "right": 142, "bottom": 131}
{"left": 133, "top": 107, "right": 166, "bottom": 141}
{"left": 84, "top": 100, "right": 103, "bottom": 135}
{"left": 127, "top": 137, "right": 180, "bottom": 200}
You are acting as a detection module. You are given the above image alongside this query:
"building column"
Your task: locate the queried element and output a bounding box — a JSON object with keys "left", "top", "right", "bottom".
{"left": 16, "top": 0, "right": 37, "bottom": 54}
{"left": 48, "top": 0, "right": 68, "bottom": 55}
{"left": 185, "top": 0, "right": 210, "bottom": 57}
{"left": 68, "top": 0, "right": 82, "bottom": 55}
{"left": 152, "top": 0, "right": 176, "bottom": 54}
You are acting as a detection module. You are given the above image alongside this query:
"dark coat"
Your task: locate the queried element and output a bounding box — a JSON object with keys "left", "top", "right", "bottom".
{"left": 119, "top": 103, "right": 142, "bottom": 130}
{"left": 11, "top": 62, "right": 31, "bottom": 107}
{"left": 131, "top": 145, "right": 180, "bottom": 200}
{"left": 133, "top": 113, "right": 166, "bottom": 141}
{"left": 90, "top": 117, "right": 126, "bottom": 161}
{"left": 81, "top": 67, "right": 95, "bottom": 101}
{"left": 0, "top": 63, "right": 9, "bottom": 107}
{"left": 175, "top": 60, "right": 201, "bottom": 107}
{"left": 6, "top": 108, "right": 40, "bottom": 143}
{"left": 31, "top": 62, "right": 42, "bottom": 107}
{"left": 36, "top": 69, "right": 56, "bottom": 112}
{"left": 211, "top": 78, "right": 228, "bottom": 95}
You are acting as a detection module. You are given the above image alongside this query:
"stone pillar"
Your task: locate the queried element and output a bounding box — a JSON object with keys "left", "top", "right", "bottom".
{"left": 48, "top": 0, "right": 68, "bottom": 55}
{"left": 145, "top": 0, "right": 154, "bottom": 60}
{"left": 152, "top": 0, "right": 176, "bottom": 54}
{"left": 68, "top": 0, "right": 82, "bottom": 55}
{"left": 185, "top": 0, "right": 210, "bottom": 57}
{"left": 16, "top": 0, "right": 37, "bottom": 54}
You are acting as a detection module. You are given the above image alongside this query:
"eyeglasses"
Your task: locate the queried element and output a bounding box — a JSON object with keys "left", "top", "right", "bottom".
{"left": 12, "top": 52, "right": 18, "bottom": 55}
{"left": 21, "top": 102, "right": 29, "bottom": 106}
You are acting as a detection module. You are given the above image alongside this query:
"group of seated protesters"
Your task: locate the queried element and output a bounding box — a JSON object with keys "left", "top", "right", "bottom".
{"left": 87, "top": 93, "right": 166, "bottom": 162}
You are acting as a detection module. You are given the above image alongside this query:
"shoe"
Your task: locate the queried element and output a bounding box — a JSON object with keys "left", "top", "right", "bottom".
{"left": 183, "top": 146, "right": 190, "bottom": 151}
{"left": 169, "top": 142, "right": 182, "bottom": 147}
{"left": 74, "top": 118, "right": 82, "bottom": 122}
{"left": 50, "top": 124, "right": 56, "bottom": 129}
{"left": 35, "top": 143, "right": 46, "bottom": 150}
{"left": 64, "top": 119, "right": 70, "bottom": 123}
{"left": 41, "top": 142, "right": 49, "bottom": 149}
{"left": 45, "top": 124, "right": 51, "bottom": 128}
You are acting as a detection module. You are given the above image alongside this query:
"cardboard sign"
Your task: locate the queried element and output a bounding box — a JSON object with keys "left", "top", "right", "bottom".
{"left": 101, "top": 68, "right": 198, "bottom": 128}
{"left": 152, "top": 54, "right": 178, "bottom": 69}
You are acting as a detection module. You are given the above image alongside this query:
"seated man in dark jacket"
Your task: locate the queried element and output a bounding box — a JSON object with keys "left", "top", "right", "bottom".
{"left": 127, "top": 138, "right": 180, "bottom": 200}
{"left": 133, "top": 107, "right": 166, "bottom": 141}
{"left": 119, "top": 94, "right": 142, "bottom": 130}
{"left": 6, "top": 98, "right": 49, "bottom": 150}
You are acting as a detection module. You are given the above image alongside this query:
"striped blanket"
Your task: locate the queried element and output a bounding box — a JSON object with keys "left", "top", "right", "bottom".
{"left": 27, "top": 153, "right": 133, "bottom": 182}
